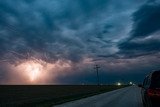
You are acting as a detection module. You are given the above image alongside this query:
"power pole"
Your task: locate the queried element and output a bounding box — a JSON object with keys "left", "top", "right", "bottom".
{"left": 94, "top": 65, "right": 100, "bottom": 85}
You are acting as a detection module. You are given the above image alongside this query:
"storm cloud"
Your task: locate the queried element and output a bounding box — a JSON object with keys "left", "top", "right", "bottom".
{"left": 118, "top": 0, "right": 160, "bottom": 58}
{"left": 0, "top": 0, "right": 159, "bottom": 84}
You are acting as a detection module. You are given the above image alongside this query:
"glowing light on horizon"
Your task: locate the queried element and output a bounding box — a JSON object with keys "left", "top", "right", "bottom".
{"left": 117, "top": 82, "right": 121, "bottom": 86}
{"left": 12, "top": 58, "right": 72, "bottom": 84}
{"left": 129, "top": 82, "right": 133, "bottom": 85}
{"left": 24, "top": 61, "right": 43, "bottom": 81}
{"left": 16, "top": 60, "right": 45, "bottom": 83}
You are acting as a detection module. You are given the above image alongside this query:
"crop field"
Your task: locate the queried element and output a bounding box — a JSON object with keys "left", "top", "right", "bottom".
{"left": 0, "top": 85, "right": 127, "bottom": 107}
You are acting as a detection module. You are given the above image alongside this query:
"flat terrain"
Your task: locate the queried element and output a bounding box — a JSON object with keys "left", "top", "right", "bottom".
{"left": 0, "top": 85, "right": 126, "bottom": 107}
{"left": 55, "top": 86, "right": 143, "bottom": 107}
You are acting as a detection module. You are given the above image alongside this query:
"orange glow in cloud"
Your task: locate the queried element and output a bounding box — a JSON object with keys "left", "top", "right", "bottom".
{"left": 12, "top": 59, "right": 72, "bottom": 84}
{"left": 0, "top": 57, "right": 95, "bottom": 84}
{"left": 21, "top": 61, "right": 43, "bottom": 82}
{"left": 15, "top": 60, "right": 50, "bottom": 84}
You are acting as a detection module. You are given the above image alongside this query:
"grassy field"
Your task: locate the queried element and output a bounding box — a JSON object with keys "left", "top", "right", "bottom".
{"left": 0, "top": 85, "right": 128, "bottom": 107}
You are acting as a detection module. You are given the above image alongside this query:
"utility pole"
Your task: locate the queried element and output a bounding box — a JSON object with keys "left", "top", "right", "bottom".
{"left": 94, "top": 65, "right": 100, "bottom": 85}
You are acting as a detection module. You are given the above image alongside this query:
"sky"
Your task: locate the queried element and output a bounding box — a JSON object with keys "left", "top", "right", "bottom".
{"left": 0, "top": 0, "right": 160, "bottom": 84}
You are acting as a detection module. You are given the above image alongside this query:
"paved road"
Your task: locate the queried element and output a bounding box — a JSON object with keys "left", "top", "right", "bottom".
{"left": 54, "top": 86, "right": 143, "bottom": 107}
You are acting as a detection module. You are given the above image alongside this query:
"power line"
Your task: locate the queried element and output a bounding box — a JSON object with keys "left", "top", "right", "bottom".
{"left": 94, "top": 65, "right": 100, "bottom": 85}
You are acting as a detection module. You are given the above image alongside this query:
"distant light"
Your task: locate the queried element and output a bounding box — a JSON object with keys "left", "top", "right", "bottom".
{"left": 129, "top": 82, "right": 133, "bottom": 85}
{"left": 117, "top": 82, "right": 121, "bottom": 86}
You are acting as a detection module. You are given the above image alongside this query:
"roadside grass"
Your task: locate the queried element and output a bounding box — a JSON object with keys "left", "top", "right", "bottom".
{"left": 0, "top": 85, "right": 129, "bottom": 107}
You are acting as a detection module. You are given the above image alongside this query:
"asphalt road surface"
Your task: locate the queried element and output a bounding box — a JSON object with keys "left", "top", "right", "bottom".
{"left": 54, "top": 86, "right": 143, "bottom": 107}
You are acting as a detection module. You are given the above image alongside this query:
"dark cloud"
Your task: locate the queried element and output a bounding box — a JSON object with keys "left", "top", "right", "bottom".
{"left": 0, "top": 0, "right": 159, "bottom": 84}
{"left": 118, "top": 39, "right": 160, "bottom": 58}
{"left": 131, "top": 3, "right": 160, "bottom": 38}
{"left": 0, "top": 0, "right": 134, "bottom": 62}
{"left": 118, "top": 0, "right": 160, "bottom": 58}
